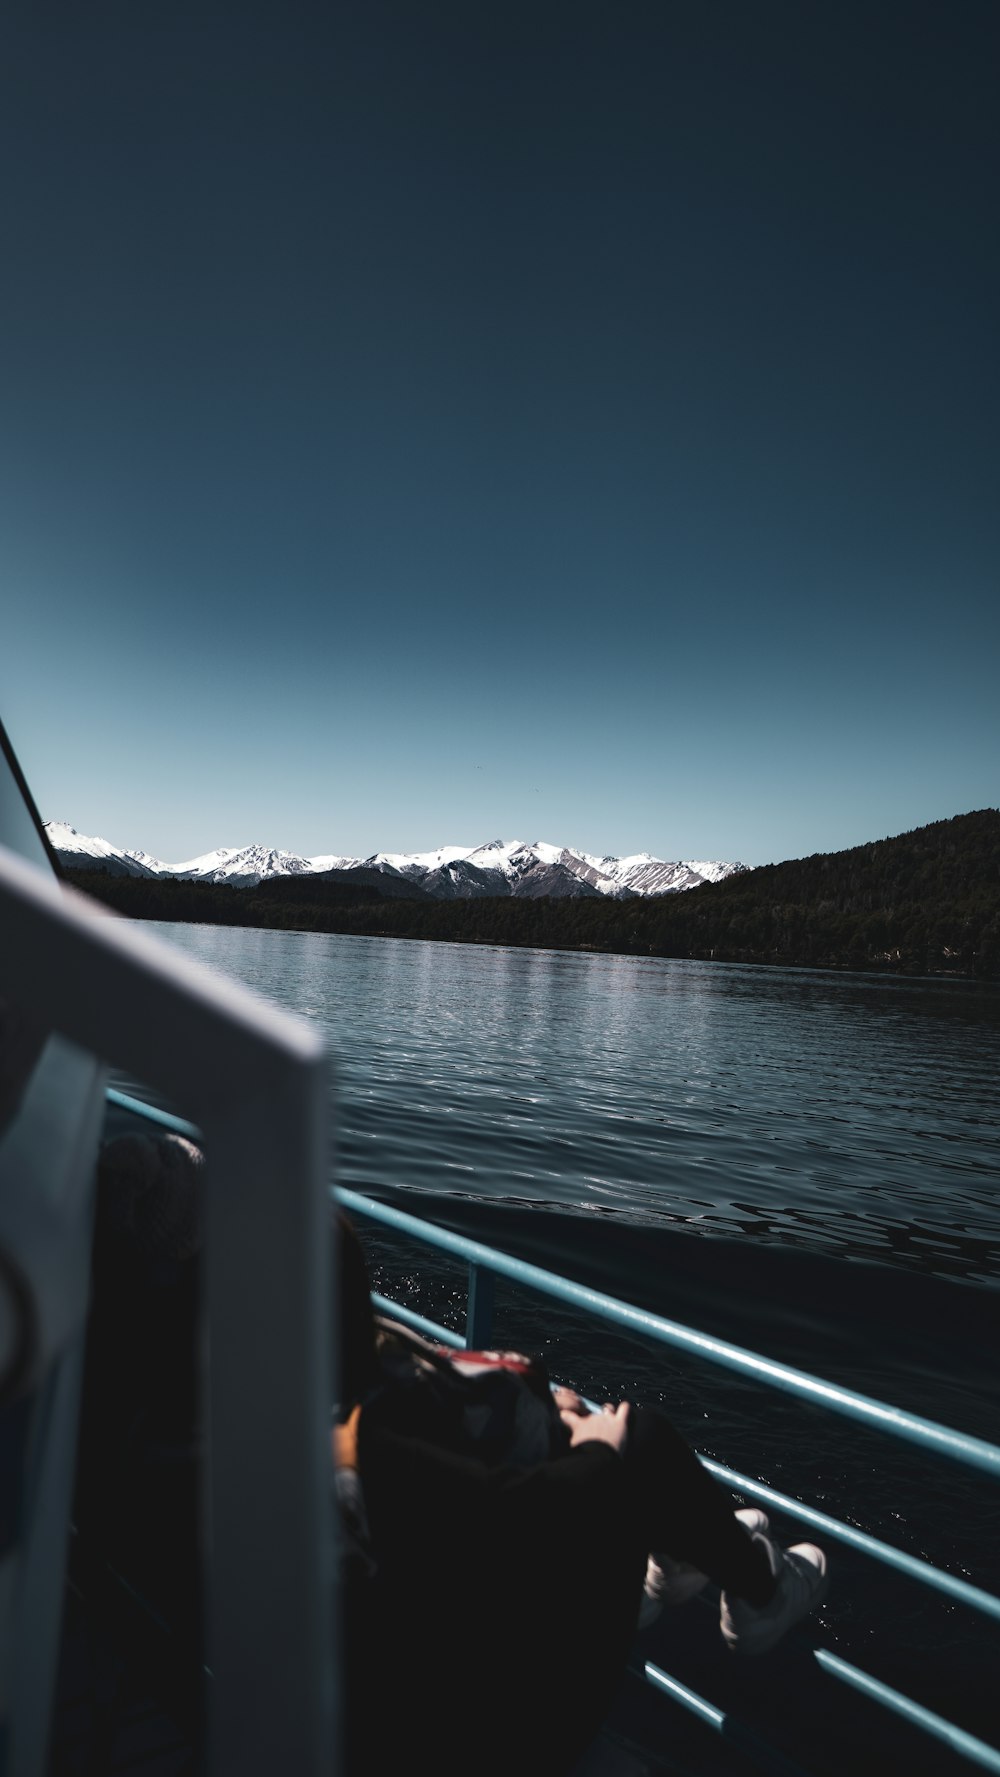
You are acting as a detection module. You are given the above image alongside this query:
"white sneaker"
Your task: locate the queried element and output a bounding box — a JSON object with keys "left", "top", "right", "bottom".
{"left": 719, "top": 1532, "right": 829, "bottom": 1656}
{"left": 638, "top": 1508, "right": 770, "bottom": 1628}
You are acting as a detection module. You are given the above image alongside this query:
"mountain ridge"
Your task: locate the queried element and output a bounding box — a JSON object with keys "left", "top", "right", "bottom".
{"left": 60, "top": 809, "right": 1000, "bottom": 978}
{"left": 44, "top": 822, "right": 748, "bottom": 900}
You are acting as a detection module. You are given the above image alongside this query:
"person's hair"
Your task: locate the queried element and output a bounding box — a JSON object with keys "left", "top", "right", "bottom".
{"left": 335, "top": 1212, "right": 379, "bottom": 1410}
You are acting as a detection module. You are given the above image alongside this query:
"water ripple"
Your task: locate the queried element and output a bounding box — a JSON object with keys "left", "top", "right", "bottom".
{"left": 133, "top": 926, "right": 1000, "bottom": 1287}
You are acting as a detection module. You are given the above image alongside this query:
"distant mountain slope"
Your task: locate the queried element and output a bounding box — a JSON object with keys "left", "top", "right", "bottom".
{"left": 65, "top": 809, "right": 1000, "bottom": 978}
{"left": 43, "top": 821, "right": 160, "bottom": 878}
{"left": 617, "top": 807, "right": 1000, "bottom": 976}
{"left": 45, "top": 823, "right": 747, "bottom": 897}
{"left": 165, "top": 843, "right": 324, "bottom": 886}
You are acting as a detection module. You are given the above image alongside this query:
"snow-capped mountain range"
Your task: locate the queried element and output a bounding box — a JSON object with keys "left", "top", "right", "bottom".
{"left": 44, "top": 823, "right": 749, "bottom": 899}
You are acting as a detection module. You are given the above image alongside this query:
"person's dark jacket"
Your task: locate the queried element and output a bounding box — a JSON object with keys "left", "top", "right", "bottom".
{"left": 345, "top": 1386, "right": 646, "bottom": 1775}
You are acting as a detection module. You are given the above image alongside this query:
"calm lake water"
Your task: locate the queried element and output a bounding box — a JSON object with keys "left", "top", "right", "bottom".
{"left": 129, "top": 922, "right": 1000, "bottom": 1285}
{"left": 114, "top": 923, "right": 999, "bottom": 1764}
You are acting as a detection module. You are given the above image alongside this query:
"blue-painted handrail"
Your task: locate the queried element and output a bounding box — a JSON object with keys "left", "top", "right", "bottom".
{"left": 699, "top": 1459, "right": 1000, "bottom": 1624}
{"left": 811, "top": 1652, "right": 1000, "bottom": 1774}
{"left": 337, "top": 1185, "right": 1000, "bottom": 1481}
{"left": 370, "top": 1291, "right": 465, "bottom": 1349}
{"left": 337, "top": 1184, "right": 1000, "bottom": 1776}
{"left": 106, "top": 1088, "right": 201, "bottom": 1140}
{"left": 105, "top": 1087, "right": 1000, "bottom": 1775}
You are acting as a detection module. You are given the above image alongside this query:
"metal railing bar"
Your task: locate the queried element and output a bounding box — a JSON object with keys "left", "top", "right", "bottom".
{"left": 553, "top": 1393, "right": 1000, "bottom": 1627}
{"left": 466, "top": 1262, "right": 495, "bottom": 1348}
{"left": 107, "top": 1099, "right": 1000, "bottom": 1489}
{"left": 365, "top": 1252, "right": 1000, "bottom": 1774}
{"left": 641, "top": 1661, "right": 814, "bottom": 1777}
{"left": 106, "top": 1088, "right": 201, "bottom": 1141}
{"left": 368, "top": 1275, "right": 1000, "bottom": 1776}
{"left": 337, "top": 1187, "right": 1000, "bottom": 1481}
{"left": 106, "top": 1090, "right": 1000, "bottom": 1773}
{"left": 100, "top": 1105, "right": 1000, "bottom": 1625}
{"left": 700, "top": 1461, "right": 1000, "bottom": 1624}
{"left": 812, "top": 1650, "right": 1000, "bottom": 1774}
{"left": 370, "top": 1292, "right": 464, "bottom": 1349}
{"left": 522, "top": 1383, "right": 1000, "bottom": 1628}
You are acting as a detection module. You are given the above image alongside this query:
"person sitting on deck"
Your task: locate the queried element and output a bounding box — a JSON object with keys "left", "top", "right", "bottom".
{"left": 334, "top": 1212, "right": 830, "bottom": 1776}
{"left": 75, "top": 1134, "right": 829, "bottom": 1777}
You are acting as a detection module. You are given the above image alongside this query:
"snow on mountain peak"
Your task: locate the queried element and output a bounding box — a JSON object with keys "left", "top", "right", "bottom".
{"left": 43, "top": 821, "right": 163, "bottom": 878}
{"left": 167, "top": 842, "right": 320, "bottom": 886}
{"left": 44, "top": 823, "right": 749, "bottom": 898}
{"left": 369, "top": 843, "right": 472, "bottom": 874}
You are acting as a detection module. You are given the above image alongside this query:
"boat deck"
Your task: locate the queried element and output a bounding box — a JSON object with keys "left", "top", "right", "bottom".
{"left": 49, "top": 1581, "right": 674, "bottom": 1777}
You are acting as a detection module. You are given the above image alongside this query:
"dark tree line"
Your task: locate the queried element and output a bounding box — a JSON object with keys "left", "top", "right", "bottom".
{"left": 65, "top": 809, "right": 1000, "bottom": 978}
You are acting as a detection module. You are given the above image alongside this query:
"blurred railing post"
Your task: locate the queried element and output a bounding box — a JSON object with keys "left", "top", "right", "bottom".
{"left": 0, "top": 844, "right": 337, "bottom": 1777}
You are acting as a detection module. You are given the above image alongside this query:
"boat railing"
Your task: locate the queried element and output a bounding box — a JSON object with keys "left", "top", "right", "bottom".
{"left": 108, "top": 1083, "right": 1000, "bottom": 1777}
{"left": 0, "top": 843, "right": 336, "bottom": 1777}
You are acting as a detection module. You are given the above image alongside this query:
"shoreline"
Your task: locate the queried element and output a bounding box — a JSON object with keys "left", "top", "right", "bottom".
{"left": 59, "top": 808, "right": 1000, "bottom": 982}
{"left": 82, "top": 897, "right": 988, "bottom": 985}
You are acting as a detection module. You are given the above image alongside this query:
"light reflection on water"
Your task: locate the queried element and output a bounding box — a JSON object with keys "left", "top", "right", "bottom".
{"left": 124, "top": 924, "right": 1000, "bottom": 1287}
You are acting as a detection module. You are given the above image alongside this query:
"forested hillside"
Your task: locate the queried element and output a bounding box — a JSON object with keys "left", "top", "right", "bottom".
{"left": 66, "top": 810, "right": 1000, "bottom": 978}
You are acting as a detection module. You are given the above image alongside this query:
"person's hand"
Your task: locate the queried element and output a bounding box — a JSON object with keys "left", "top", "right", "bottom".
{"left": 552, "top": 1385, "right": 588, "bottom": 1416}
{"left": 559, "top": 1400, "right": 631, "bottom": 1454}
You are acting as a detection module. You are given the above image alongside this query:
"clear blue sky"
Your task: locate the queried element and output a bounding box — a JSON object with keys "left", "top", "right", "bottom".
{"left": 2, "top": 2, "right": 997, "bottom": 867}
